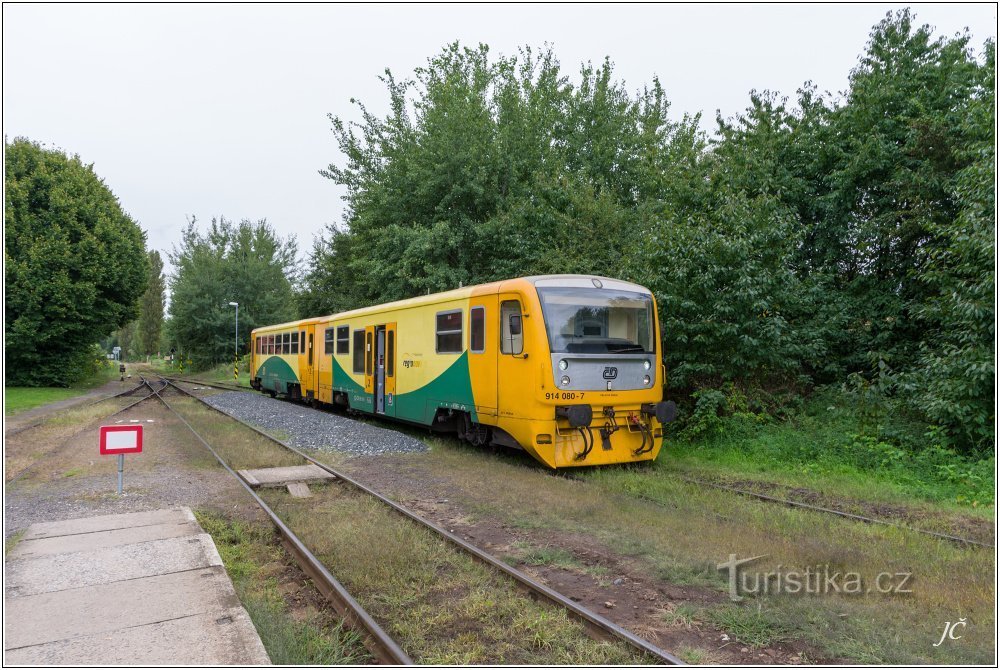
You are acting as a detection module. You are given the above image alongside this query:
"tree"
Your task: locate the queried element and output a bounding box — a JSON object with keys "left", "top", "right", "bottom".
{"left": 315, "top": 43, "right": 703, "bottom": 307}
{"left": 137, "top": 250, "right": 165, "bottom": 356}
{"left": 5, "top": 138, "right": 147, "bottom": 385}
{"left": 168, "top": 217, "right": 297, "bottom": 368}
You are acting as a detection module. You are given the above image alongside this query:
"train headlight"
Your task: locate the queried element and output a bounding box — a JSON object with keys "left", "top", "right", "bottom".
{"left": 559, "top": 359, "right": 568, "bottom": 371}
{"left": 643, "top": 360, "right": 651, "bottom": 370}
{"left": 561, "top": 375, "right": 571, "bottom": 386}
{"left": 643, "top": 375, "right": 651, "bottom": 386}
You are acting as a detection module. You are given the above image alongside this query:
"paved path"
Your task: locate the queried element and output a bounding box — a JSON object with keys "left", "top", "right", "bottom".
{"left": 4, "top": 507, "right": 270, "bottom": 665}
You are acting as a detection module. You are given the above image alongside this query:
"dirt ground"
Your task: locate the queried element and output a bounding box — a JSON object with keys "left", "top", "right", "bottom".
{"left": 337, "top": 454, "right": 833, "bottom": 664}
{"left": 3, "top": 393, "right": 333, "bottom": 648}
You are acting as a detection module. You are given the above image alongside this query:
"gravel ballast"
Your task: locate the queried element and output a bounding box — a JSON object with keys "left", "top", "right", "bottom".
{"left": 203, "top": 391, "right": 429, "bottom": 456}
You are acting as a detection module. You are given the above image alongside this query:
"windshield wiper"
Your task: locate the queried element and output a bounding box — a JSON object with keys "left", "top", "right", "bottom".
{"left": 612, "top": 346, "right": 646, "bottom": 353}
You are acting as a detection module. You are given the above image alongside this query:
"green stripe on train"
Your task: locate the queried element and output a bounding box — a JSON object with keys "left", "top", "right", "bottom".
{"left": 258, "top": 356, "right": 299, "bottom": 394}
{"left": 331, "top": 353, "right": 477, "bottom": 424}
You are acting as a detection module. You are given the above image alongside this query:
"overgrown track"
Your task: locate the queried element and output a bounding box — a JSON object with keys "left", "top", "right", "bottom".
{"left": 673, "top": 474, "right": 994, "bottom": 549}
{"left": 145, "top": 377, "right": 410, "bottom": 664}
{"left": 562, "top": 467, "right": 993, "bottom": 550}
{"left": 5, "top": 378, "right": 152, "bottom": 438}
{"left": 162, "top": 376, "right": 248, "bottom": 393}
{"left": 6, "top": 379, "right": 162, "bottom": 485}
{"left": 168, "top": 372, "right": 989, "bottom": 549}
{"left": 153, "top": 374, "right": 683, "bottom": 665}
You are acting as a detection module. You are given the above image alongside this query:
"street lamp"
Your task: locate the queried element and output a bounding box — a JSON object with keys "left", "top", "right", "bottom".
{"left": 228, "top": 302, "right": 239, "bottom": 382}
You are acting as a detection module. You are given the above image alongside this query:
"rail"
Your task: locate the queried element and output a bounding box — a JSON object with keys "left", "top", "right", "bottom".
{"left": 160, "top": 375, "right": 683, "bottom": 664}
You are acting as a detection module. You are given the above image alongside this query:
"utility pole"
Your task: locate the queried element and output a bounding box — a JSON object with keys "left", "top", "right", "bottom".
{"left": 228, "top": 301, "right": 239, "bottom": 382}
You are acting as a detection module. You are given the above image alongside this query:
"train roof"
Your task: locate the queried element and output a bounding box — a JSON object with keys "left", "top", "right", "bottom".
{"left": 251, "top": 275, "right": 651, "bottom": 333}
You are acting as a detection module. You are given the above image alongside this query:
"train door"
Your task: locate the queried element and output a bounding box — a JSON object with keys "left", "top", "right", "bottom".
{"left": 375, "top": 326, "right": 386, "bottom": 413}
{"left": 384, "top": 322, "right": 397, "bottom": 417}
{"left": 298, "top": 328, "right": 313, "bottom": 399}
{"left": 497, "top": 294, "right": 528, "bottom": 418}
{"left": 467, "top": 300, "right": 497, "bottom": 416}
{"left": 363, "top": 326, "right": 375, "bottom": 412}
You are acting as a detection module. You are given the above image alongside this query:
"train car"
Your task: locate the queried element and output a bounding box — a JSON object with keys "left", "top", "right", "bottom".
{"left": 250, "top": 275, "right": 675, "bottom": 468}
{"left": 249, "top": 317, "right": 322, "bottom": 400}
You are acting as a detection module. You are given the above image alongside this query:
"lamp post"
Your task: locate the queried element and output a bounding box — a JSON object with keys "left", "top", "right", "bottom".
{"left": 228, "top": 302, "right": 239, "bottom": 382}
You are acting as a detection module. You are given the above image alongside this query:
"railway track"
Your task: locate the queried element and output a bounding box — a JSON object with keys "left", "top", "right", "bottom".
{"left": 673, "top": 474, "right": 994, "bottom": 549}
{"left": 165, "top": 371, "right": 991, "bottom": 550}
{"left": 5, "top": 378, "right": 152, "bottom": 438}
{"left": 561, "top": 468, "right": 992, "bottom": 550}
{"left": 161, "top": 376, "right": 249, "bottom": 393}
{"left": 150, "top": 375, "right": 683, "bottom": 665}
{"left": 6, "top": 380, "right": 164, "bottom": 485}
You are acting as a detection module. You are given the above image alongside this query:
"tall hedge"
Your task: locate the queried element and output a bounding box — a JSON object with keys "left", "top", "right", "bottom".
{"left": 5, "top": 138, "right": 147, "bottom": 385}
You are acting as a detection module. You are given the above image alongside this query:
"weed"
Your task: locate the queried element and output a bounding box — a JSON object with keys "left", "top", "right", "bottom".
{"left": 195, "top": 511, "right": 370, "bottom": 664}
{"left": 516, "top": 544, "right": 581, "bottom": 569}
{"left": 5, "top": 530, "right": 25, "bottom": 557}
{"left": 677, "top": 645, "right": 708, "bottom": 664}
{"left": 663, "top": 603, "right": 699, "bottom": 628}
{"left": 703, "top": 602, "right": 788, "bottom": 648}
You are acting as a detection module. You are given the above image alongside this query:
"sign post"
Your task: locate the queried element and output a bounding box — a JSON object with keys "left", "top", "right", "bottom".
{"left": 99, "top": 425, "right": 143, "bottom": 495}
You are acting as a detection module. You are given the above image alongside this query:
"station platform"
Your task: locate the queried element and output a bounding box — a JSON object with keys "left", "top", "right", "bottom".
{"left": 4, "top": 507, "right": 270, "bottom": 665}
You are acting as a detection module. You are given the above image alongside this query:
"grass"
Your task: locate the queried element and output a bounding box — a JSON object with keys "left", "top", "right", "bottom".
{"left": 196, "top": 511, "right": 370, "bottom": 664}
{"left": 149, "top": 358, "right": 251, "bottom": 387}
{"left": 4, "top": 393, "right": 157, "bottom": 484}
{"left": 350, "top": 439, "right": 995, "bottom": 664}
{"left": 702, "top": 602, "right": 789, "bottom": 648}
{"left": 676, "top": 645, "right": 709, "bottom": 664}
{"left": 5, "top": 530, "right": 25, "bottom": 557}
{"left": 5, "top": 365, "right": 119, "bottom": 416}
{"left": 666, "top": 387, "right": 995, "bottom": 512}
{"left": 509, "top": 542, "right": 582, "bottom": 569}
{"left": 167, "top": 397, "right": 650, "bottom": 662}
{"left": 168, "top": 396, "right": 301, "bottom": 470}
{"left": 262, "top": 484, "right": 652, "bottom": 664}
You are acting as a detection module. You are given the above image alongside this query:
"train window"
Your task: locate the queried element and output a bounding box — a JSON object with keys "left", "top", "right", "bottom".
{"left": 352, "top": 330, "right": 365, "bottom": 373}
{"left": 268, "top": 335, "right": 274, "bottom": 355}
{"left": 436, "top": 310, "right": 463, "bottom": 354}
{"left": 283, "top": 333, "right": 291, "bottom": 354}
{"left": 324, "top": 328, "right": 335, "bottom": 355}
{"left": 255, "top": 337, "right": 261, "bottom": 354}
{"left": 336, "top": 326, "right": 349, "bottom": 354}
{"left": 470, "top": 307, "right": 485, "bottom": 353}
{"left": 365, "top": 330, "right": 373, "bottom": 376}
{"left": 291, "top": 331, "right": 299, "bottom": 355}
{"left": 300, "top": 331, "right": 305, "bottom": 352}
{"left": 387, "top": 330, "right": 395, "bottom": 377}
{"left": 500, "top": 300, "right": 523, "bottom": 355}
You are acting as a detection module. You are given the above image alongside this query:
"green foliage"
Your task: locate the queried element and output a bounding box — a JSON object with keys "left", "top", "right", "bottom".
{"left": 308, "top": 11, "right": 994, "bottom": 452}
{"left": 676, "top": 387, "right": 994, "bottom": 507}
{"left": 168, "top": 217, "right": 297, "bottom": 369}
{"left": 137, "top": 250, "right": 166, "bottom": 356}
{"left": 313, "top": 43, "right": 704, "bottom": 307}
{"left": 5, "top": 137, "right": 148, "bottom": 386}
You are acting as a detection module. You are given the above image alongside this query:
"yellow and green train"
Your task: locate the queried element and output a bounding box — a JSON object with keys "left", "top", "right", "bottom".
{"left": 250, "top": 275, "right": 675, "bottom": 468}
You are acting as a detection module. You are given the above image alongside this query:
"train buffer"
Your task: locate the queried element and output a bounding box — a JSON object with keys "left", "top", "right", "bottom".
{"left": 237, "top": 464, "right": 337, "bottom": 498}
{"left": 3, "top": 507, "right": 269, "bottom": 665}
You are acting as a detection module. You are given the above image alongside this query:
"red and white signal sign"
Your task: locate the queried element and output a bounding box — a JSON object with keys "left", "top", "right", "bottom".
{"left": 99, "top": 425, "right": 143, "bottom": 455}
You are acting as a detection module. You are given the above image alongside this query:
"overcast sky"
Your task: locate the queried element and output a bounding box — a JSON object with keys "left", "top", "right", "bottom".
{"left": 4, "top": 3, "right": 996, "bottom": 282}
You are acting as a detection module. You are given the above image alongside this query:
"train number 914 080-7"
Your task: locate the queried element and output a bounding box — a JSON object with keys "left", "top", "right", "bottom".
{"left": 545, "top": 392, "right": 585, "bottom": 401}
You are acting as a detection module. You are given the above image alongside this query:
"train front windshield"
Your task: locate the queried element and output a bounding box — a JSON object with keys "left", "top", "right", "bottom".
{"left": 537, "top": 287, "right": 655, "bottom": 354}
